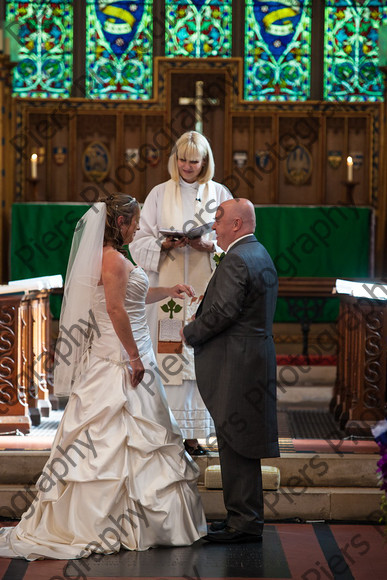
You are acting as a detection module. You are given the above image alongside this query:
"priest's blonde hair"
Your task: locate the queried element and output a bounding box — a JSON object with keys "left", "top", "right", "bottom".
{"left": 168, "top": 131, "right": 215, "bottom": 184}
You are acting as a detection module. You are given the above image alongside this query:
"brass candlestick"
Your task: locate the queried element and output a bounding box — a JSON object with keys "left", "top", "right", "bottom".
{"left": 27, "top": 177, "right": 39, "bottom": 201}
{"left": 341, "top": 180, "right": 359, "bottom": 205}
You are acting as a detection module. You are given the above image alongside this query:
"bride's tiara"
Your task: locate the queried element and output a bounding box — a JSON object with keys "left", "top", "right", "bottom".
{"left": 104, "top": 194, "right": 137, "bottom": 208}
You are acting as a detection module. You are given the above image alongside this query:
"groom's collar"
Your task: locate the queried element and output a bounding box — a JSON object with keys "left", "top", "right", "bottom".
{"left": 226, "top": 234, "right": 256, "bottom": 253}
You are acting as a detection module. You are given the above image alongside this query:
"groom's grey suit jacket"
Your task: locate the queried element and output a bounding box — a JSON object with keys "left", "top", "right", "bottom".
{"left": 183, "top": 235, "right": 279, "bottom": 459}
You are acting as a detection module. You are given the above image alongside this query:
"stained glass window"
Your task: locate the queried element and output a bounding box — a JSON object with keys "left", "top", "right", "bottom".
{"left": 324, "top": 0, "right": 387, "bottom": 101}
{"left": 6, "top": 1, "right": 73, "bottom": 98}
{"left": 244, "top": 0, "right": 312, "bottom": 101}
{"left": 86, "top": 0, "right": 153, "bottom": 100}
{"left": 165, "top": 0, "right": 232, "bottom": 57}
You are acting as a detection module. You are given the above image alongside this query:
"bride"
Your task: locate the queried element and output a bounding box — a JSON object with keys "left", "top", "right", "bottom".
{"left": 0, "top": 194, "right": 207, "bottom": 560}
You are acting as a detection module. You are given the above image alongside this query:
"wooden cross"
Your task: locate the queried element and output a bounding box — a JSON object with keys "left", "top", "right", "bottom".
{"left": 178, "top": 80, "right": 219, "bottom": 134}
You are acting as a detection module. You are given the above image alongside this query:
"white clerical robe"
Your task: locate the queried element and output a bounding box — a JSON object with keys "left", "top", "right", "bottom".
{"left": 130, "top": 177, "right": 231, "bottom": 438}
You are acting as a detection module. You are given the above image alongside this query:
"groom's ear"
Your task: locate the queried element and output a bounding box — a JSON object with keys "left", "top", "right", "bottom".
{"left": 233, "top": 217, "right": 242, "bottom": 231}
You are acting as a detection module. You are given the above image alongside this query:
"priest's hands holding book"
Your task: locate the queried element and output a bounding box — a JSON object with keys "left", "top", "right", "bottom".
{"left": 160, "top": 223, "right": 215, "bottom": 253}
{"left": 161, "top": 234, "right": 214, "bottom": 253}
{"left": 161, "top": 235, "right": 188, "bottom": 251}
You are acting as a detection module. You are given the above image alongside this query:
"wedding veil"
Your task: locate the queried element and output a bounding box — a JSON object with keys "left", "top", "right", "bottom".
{"left": 54, "top": 202, "right": 106, "bottom": 396}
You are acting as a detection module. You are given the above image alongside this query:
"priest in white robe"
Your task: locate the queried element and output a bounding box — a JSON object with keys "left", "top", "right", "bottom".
{"left": 131, "top": 131, "right": 232, "bottom": 454}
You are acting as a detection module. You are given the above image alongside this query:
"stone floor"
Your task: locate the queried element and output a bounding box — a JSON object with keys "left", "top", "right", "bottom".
{"left": 0, "top": 521, "right": 385, "bottom": 580}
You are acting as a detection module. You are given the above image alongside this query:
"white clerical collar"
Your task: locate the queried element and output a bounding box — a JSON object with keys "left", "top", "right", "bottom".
{"left": 226, "top": 234, "right": 253, "bottom": 253}
{"left": 179, "top": 176, "right": 199, "bottom": 190}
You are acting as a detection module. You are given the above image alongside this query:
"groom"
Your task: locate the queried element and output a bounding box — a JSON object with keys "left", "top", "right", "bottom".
{"left": 182, "top": 198, "right": 279, "bottom": 543}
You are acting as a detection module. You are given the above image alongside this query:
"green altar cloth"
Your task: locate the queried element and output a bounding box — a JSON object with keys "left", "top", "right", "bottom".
{"left": 10, "top": 203, "right": 371, "bottom": 320}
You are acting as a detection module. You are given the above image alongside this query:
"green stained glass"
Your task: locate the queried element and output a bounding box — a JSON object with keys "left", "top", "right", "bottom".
{"left": 165, "top": 0, "right": 232, "bottom": 57}
{"left": 324, "top": 0, "right": 387, "bottom": 102}
{"left": 6, "top": 1, "right": 73, "bottom": 98}
{"left": 86, "top": 0, "right": 153, "bottom": 100}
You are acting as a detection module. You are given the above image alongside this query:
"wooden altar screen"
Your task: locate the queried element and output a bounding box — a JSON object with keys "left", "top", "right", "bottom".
{"left": 4, "top": 58, "right": 384, "bottom": 279}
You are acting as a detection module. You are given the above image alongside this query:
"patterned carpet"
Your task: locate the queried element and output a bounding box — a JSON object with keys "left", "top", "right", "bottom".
{"left": 286, "top": 409, "right": 347, "bottom": 439}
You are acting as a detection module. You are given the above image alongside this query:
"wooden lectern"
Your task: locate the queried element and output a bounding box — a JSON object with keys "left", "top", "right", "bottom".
{"left": 332, "top": 279, "right": 387, "bottom": 433}
{"left": 0, "top": 276, "right": 62, "bottom": 434}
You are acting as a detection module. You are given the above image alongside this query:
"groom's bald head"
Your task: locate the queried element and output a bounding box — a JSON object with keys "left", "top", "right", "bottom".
{"left": 213, "top": 198, "right": 256, "bottom": 250}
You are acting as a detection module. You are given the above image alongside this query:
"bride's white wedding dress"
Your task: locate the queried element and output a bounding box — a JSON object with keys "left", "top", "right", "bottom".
{"left": 0, "top": 267, "right": 207, "bottom": 560}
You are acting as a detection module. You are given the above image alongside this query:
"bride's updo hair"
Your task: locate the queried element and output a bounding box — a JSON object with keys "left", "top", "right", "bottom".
{"left": 101, "top": 193, "right": 139, "bottom": 251}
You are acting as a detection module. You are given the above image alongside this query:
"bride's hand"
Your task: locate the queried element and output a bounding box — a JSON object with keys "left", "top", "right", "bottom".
{"left": 129, "top": 358, "right": 145, "bottom": 388}
{"left": 169, "top": 284, "right": 195, "bottom": 299}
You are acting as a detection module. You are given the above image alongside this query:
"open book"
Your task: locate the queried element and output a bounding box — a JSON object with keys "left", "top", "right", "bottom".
{"left": 159, "top": 221, "right": 214, "bottom": 240}
{"left": 335, "top": 278, "right": 387, "bottom": 301}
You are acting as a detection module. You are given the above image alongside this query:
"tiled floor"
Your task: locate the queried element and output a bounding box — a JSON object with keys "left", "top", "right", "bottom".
{"left": 0, "top": 522, "right": 385, "bottom": 579}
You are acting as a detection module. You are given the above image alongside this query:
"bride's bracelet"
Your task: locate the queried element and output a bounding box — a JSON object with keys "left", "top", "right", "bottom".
{"left": 129, "top": 354, "right": 141, "bottom": 363}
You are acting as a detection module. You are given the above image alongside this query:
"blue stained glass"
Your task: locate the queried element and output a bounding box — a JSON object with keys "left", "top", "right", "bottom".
{"left": 244, "top": 0, "right": 312, "bottom": 101}
{"left": 86, "top": 1, "right": 153, "bottom": 100}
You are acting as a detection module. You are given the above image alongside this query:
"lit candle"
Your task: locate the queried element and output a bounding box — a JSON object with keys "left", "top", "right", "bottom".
{"left": 347, "top": 156, "right": 353, "bottom": 182}
{"left": 31, "top": 153, "right": 38, "bottom": 179}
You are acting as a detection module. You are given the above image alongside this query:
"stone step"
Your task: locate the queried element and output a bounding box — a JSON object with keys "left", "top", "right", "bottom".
{"left": 0, "top": 451, "right": 379, "bottom": 489}
{"left": 200, "top": 486, "right": 383, "bottom": 522}
{"left": 196, "top": 453, "right": 379, "bottom": 488}
{"left": 276, "top": 365, "right": 336, "bottom": 388}
{"left": 0, "top": 484, "right": 382, "bottom": 523}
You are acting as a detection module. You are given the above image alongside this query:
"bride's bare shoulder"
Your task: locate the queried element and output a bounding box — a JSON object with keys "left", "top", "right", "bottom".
{"left": 102, "top": 245, "right": 137, "bottom": 278}
{"left": 102, "top": 246, "right": 128, "bottom": 272}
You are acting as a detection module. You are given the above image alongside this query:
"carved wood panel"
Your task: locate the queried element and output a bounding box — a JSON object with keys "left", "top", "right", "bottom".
{"left": 332, "top": 295, "right": 387, "bottom": 430}
{"left": 0, "top": 291, "right": 53, "bottom": 433}
{"left": 0, "top": 294, "right": 30, "bottom": 432}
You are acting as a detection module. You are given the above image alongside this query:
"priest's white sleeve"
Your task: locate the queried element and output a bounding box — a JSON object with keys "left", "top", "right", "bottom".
{"left": 131, "top": 184, "right": 167, "bottom": 273}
